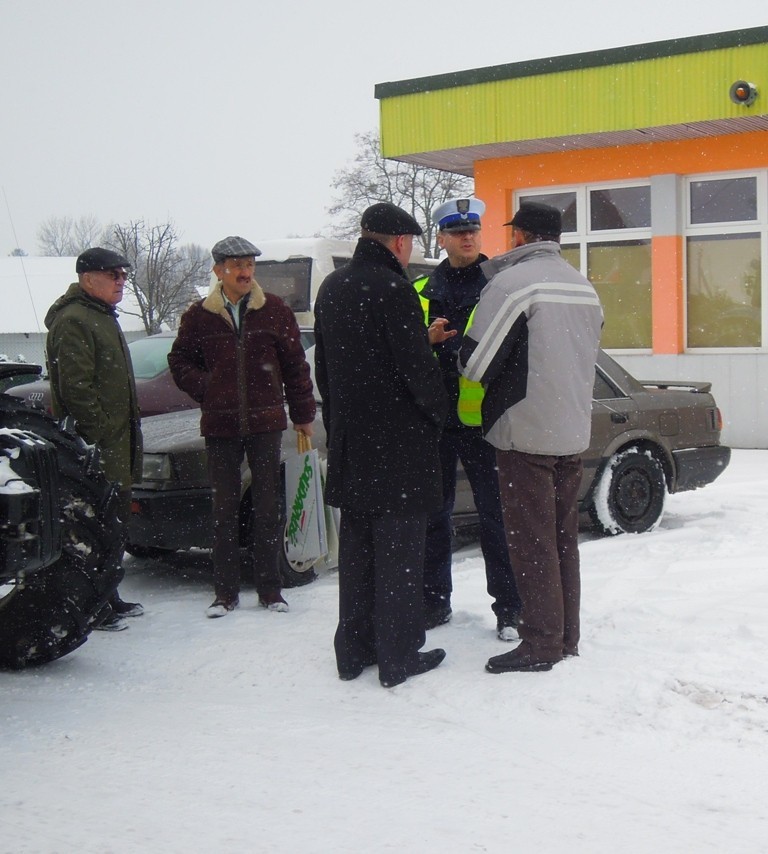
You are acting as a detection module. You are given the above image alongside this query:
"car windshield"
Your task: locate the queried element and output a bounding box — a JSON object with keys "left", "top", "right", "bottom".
{"left": 128, "top": 336, "right": 175, "bottom": 380}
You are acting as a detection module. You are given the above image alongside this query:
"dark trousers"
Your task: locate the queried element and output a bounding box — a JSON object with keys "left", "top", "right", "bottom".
{"left": 496, "top": 450, "right": 582, "bottom": 659}
{"left": 205, "top": 433, "right": 283, "bottom": 600}
{"left": 423, "top": 428, "right": 521, "bottom": 618}
{"left": 335, "top": 510, "right": 427, "bottom": 684}
{"left": 103, "top": 488, "right": 130, "bottom": 609}
{"left": 113, "top": 487, "right": 131, "bottom": 585}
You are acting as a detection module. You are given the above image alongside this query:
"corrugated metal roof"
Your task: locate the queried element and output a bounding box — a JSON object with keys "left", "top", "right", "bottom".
{"left": 375, "top": 25, "right": 768, "bottom": 99}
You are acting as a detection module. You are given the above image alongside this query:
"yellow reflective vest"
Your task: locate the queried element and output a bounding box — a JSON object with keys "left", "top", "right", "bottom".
{"left": 413, "top": 275, "right": 484, "bottom": 427}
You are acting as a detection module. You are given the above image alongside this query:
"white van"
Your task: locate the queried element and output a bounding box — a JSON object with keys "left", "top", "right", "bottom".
{"left": 250, "top": 237, "right": 439, "bottom": 325}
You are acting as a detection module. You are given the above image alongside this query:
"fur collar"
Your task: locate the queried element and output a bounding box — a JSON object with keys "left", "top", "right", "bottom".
{"left": 202, "top": 279, "right": 267, "bottom": 325}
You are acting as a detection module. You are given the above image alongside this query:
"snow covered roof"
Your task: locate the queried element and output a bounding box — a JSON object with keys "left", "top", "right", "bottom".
{"left": 0, "top": 256, "right": 148, "bottom": 334}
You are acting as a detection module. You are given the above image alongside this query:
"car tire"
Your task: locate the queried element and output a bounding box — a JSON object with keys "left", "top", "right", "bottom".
{"left": 278, "top": 521, "right": 319, "bottom": 588}
{"left": 0, "top": 407, "right": 123, "bottom": 668}
{"left": 238, "top": 489, "right": 318, "bottom": 589}
{"left": 589, "top": 448, "right": 667, "bottom": 535}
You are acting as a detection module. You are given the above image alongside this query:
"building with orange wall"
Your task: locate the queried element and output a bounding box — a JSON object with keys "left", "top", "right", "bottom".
{"left": 376, "top": 26, "right": 768, "bottom": 447}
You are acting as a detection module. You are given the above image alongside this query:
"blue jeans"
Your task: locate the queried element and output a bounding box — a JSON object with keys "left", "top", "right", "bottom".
{"left": 423, "top": 428, "right": 521, "bottom": 619}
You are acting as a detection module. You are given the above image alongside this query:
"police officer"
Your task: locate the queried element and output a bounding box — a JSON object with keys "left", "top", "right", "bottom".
{"left": 413, "top": 198, "right": 521, "bottom": 639}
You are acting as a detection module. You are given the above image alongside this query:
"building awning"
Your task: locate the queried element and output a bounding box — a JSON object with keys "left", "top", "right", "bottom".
{"left": 376, "top": 26, "right": 768, "bottom": 174}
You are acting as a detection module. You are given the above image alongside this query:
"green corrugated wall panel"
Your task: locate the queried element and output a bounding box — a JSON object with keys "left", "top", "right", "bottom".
{"left": 380, "top": 44, "right": 767, "bottom": 157}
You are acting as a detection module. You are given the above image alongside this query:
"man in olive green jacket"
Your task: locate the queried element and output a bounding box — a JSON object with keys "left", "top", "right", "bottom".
{"left": 46, "top": 247, "right": 144, "bottom": 631}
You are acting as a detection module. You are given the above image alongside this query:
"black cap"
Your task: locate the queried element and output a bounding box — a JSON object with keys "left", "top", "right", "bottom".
{"left": 504, "top": 202, "right": 562, "bottom": 237}
{"left": 76, "top": 247, "right": 132, "bottom": 274}
{"left": 211, "top": 236, "right": 262, "bottom": 263}
{"left": 361, "top": 203, "right": 423, "bottom": 236}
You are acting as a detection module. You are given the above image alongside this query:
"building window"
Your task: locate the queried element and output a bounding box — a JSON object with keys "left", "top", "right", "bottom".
{"left": 518, "top": 183, "right": 651, "bottom": 350}
{"left": 687, "top": 233, "right": 761, "bottom": 348}
{"left": 518, "top": 191, "right": 578, "bottom": 233}
{"left": 685, "top": 174, "right": 763, "bottom": 349}
{"left": 590, "top": 186, "right": 651, "bottom": 231}
{"left": 588, "top": 240, "right": 652, "bottom": 349}
{"left": 690, "top": 177, "right": 757, "bottom": 224}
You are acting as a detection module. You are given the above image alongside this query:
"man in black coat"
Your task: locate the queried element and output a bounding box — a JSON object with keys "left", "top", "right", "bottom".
{"left": 314, "top": 203, "right": 448, "bottom": 688}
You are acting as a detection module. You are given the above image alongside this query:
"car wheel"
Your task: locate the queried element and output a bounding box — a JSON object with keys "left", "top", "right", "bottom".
{"left": 278, "top": 522, "right": 319, "bottom": 588}
{"left": 125, "top": 543, "right": 176, "bottom": 560}
{"left": 589, "top": 448, "right": 666, "bottom": 535}
{"left": 0, "top": 407, "right": 123, "bottom": 668}
{"left": 238, "top": 490, "right": 318, "bottom": 589}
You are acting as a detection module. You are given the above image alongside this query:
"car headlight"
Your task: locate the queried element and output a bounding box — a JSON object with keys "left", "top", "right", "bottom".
{"left": 141, "top": 453, "right": 172, "bottom": 482}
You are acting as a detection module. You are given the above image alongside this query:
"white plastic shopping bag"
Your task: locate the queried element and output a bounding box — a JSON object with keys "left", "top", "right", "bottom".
{"left": 284, "top": 433, "right": 327, "bottom": 563}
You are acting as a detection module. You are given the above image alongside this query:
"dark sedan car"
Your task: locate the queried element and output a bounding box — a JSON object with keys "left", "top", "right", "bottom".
{"left": 7, "top": 330, "right": 319, "bottom": 419}
{"left": 5, "top": 333, "right": 197, "bottom": 417}
{"left": 126, "top": 346, "right": 730, "bottom": 588}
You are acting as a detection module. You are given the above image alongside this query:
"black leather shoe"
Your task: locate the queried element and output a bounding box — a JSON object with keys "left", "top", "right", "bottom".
{"left": 485, "top": 648, "right": 560, "bottom": 674}
{"left": 338, "top": 659, "right": 377, "bottom": 681}
{"left": 380, "top": 648, "right": 446, "bottom": 688}
{"left": 425, "top": 606, "right": 452, "bottom": 630}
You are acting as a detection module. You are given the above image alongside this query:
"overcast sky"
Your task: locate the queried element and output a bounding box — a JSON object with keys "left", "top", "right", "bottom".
{"left": 1, "top": 0, "right": 766, "bottom": 257}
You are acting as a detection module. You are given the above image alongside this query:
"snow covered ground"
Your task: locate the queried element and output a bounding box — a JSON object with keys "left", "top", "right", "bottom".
{"left": 3, "top": 449, "right": 767, "bottom": 854}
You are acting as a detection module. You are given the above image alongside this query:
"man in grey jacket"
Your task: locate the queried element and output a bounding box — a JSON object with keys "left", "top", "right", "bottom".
{"left": 458, "top": 202, "right": 603, "bottom": 673}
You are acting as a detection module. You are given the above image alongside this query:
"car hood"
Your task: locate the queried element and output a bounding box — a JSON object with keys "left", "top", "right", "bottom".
{"left": 141, "top": 409, "right": 203, "bottom": 453}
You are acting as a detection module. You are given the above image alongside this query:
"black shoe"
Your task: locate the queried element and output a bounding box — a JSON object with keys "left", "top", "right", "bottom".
{"left": 485, "top": 647, "right": 559, "bottom": 674}
{"left": 563, "top": 647, "right": 579, "bottom": 659}
{"left": 380, "top": 648, "right": 446, "bottom": 688}
{"left": 338, "top": 659, "right": 377, "bottom": 681}
{"left": 424, "top": 606, "right": 452, "bottom": 630}
{"left": 93, "top": 608, "right": 129, "bottom": 632}
{"left": 111, "top": 596, "right": 144, "bottom": 617}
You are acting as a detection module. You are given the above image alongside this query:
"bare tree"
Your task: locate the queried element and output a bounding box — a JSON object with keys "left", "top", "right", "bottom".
{"left": 327, "top": 130, "right": 474, "bottom": 258}
{"left": 105, "top": 220, "right": 210, "bottom": 334}
{"left": 36, "top": 215, "right": 104, "bottom": 256}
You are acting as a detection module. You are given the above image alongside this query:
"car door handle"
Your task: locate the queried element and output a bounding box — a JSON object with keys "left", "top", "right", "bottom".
{"left": 611, "top": 412, "right": 629, "bottom": 423}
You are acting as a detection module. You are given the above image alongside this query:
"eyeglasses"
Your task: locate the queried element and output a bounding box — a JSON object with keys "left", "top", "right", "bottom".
{"left": 98, "top": 269, "right": 130, "bottom": 282}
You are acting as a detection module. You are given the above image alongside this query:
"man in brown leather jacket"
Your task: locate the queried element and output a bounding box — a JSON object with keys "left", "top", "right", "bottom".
{"left": 168, "top": 236, "right": 315, "bottom": 618}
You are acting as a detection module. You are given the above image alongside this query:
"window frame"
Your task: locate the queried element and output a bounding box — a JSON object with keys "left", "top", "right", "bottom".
{"left": 683, "top": 170, "right": 767, "bottom": 353}
{"left": 516, "top": 181, "right": 652, "bottom": 353}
